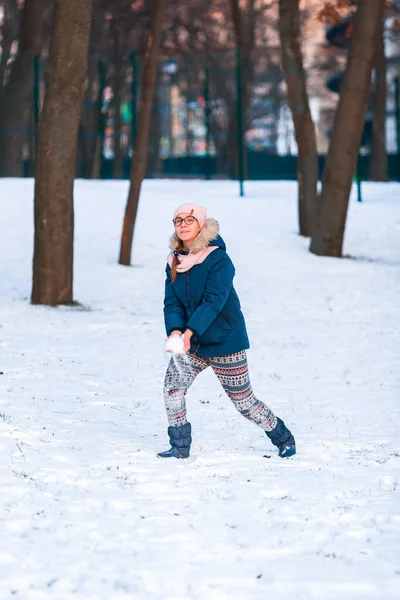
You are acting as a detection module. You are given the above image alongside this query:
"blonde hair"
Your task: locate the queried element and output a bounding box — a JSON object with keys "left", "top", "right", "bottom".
{"left": 170, "top": 240, "right": 185, "bottom": 283}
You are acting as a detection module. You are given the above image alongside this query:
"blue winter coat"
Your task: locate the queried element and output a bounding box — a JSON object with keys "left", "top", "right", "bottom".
{"left": 164, "top": 220, "right": 250, "bottom": 357}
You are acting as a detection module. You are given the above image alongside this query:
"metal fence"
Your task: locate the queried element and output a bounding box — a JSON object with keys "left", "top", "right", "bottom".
{"left": 1, "top": 51, "right": 400, "bottom": 180}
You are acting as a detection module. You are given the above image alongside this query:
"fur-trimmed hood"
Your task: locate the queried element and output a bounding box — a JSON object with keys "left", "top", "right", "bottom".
{"left": 169, "top": 218, "right": 223, "bottom": 254}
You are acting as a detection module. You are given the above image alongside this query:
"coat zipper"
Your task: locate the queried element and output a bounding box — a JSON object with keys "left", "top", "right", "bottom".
{"left": 186, "top": 271, "right": 200, "bottom": 352}
{"left": 186, "top": 272, "right": 191, "bottom": 317}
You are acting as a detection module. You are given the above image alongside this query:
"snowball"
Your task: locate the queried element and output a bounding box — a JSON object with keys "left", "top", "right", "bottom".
{"left": 165, "top": 333, "right": 185, "bottom": 354}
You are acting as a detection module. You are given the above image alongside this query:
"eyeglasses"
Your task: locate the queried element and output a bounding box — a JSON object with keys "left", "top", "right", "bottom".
{"left": 172, "top": 216, "right": 197, "bottom": 227}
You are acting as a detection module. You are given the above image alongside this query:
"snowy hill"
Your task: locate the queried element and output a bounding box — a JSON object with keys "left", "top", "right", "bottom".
{"left": 0, "top": 179, "right": 399, "bottom": 599}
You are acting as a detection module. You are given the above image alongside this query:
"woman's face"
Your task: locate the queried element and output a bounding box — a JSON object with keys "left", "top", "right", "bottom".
{"left": 174, "top": 213, "right": 201, "bottom": 246}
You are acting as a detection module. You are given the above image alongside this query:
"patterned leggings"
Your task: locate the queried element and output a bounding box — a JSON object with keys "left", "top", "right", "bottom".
{"left": 163, "top": 350, "right": 277, "bottom": 432}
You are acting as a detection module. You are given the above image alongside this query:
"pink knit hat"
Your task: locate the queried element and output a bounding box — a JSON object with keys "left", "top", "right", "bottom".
{"left": 173, "top": 203, "right": 207, "bottom": 229}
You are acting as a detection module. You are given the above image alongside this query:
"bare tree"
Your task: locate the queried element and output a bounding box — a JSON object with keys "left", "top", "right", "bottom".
{"left": 279, "top": 0, "right": 318, "bottom": 237}
{"left": 310, "top": 0, "right": 385, "bottom": 257}
{"left": 32, "top": 0, "right": 93, "bottom": 305}
{"left": 0, "top": 0, "right": 47, "bottom": 177}
{"left": 229, "top": 0, "right": 255, "bottom": 113}
{"left": 109, "top": 16, "right": 128, "bottom": 179}
{"left": 369, "top": 16, "right": 388, "bottom": 181}
{"left": 76, "top": 0, "right": 152, "bottom": 179}
{"left": 228, "top": 0, "right": 256, "bottom": 176}
{"left": 119, "top": 0, "right": 166, "bottom": 266}
{"left": 77, "top": 5, "right": 107, "bottom": 180}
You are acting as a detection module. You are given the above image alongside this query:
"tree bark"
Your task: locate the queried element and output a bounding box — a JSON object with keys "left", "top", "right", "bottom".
{"left": 279, "top": 0, "right": 318, "bottom": 237}
{"left": 229, "top": 0, "right": 255, "bottom": 179}
{"left": 148, "top": 78, "right": 162, "bottom": 176}
{"left": 229, "top": 0, "right": 254, "bottom": 118}
{"left": 0, "top": 0, "right": 47, "bottom": 177}
{"left": 310, "top": 0, "right": 385, "bottom": 258}
{"left": 369, "top": 19, "right": 388, "bottom": 181}
{"left": 31, "top": 0, "right": 92, "bottom": 305}
{"left": 119, "top": 0, "right": 166, "bottom": 266}
{"left": 78, "top": 64, "right": 99, "bottom": 179}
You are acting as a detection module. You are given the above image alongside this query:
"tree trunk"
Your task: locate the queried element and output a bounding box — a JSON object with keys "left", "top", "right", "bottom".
{"left": 229, "top": 0, "right": 254, "bottom": 119}
{"left": 369, "top": 19, "right": 388, "bottom": 181}
{"left": 31, "top": 0, "right": 92, "bottom": 305}
{"left": 119, "top": 0, "right": 165, "bottom": 266}
{"left": 0, "top": 0, "right": 47, "bottom": 177}
{"left": 310, "top": 0, "right": 385, "bottom": 258}
{"left": 229, "top": 0, "right": 255, "bottom": 180}
{"left": 113, "top": 65, "right": 124, "bottom": 179}
{"left": 279, "top": 0, "right": 318, "bottom": 237}
{"left": 78, "top": 63, "right": 99, "bottom": 179}
{"left": 148, "top": 77, "right": 162, "bottom": 176}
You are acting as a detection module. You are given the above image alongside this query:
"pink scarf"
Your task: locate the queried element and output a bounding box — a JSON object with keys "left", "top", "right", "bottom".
{"left": 167, "top": 246, "right": 218, "bottom": 272}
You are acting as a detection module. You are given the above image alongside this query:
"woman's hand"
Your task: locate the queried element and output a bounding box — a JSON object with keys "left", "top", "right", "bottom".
{"left": 183, "top": 329, "right": 193, "bottom": 352}
{"left": 168, "top": 330, "right": 182, "bottom": 338}
{"left": 165, "top": 331, "right": 183, "bottom": 353}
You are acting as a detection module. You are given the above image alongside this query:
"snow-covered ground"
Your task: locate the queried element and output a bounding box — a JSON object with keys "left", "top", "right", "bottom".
{"left": 0, "top": 179, "right": 399, "bottom": 600}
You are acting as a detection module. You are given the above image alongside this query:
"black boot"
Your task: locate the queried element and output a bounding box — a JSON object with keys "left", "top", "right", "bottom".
{"left": 266, "top": 417, "right": 296, "bottom": 458}
{"left": 157, "top": 422, "right": 192, "bottom": 459}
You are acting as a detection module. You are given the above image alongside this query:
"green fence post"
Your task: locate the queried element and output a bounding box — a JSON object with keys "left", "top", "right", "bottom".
{"left": 395, "top": 76, "right": 400, "bottom": 179}
{"left": 204, "top": 66, "right": 211, "bottom": 180}
{"left": 98, "top": 60, "right": 106, "bottom": 178}
{"left": 130, "top": 52, "right": 137, "bottom": 156}
{"left": 235, "top": 47, "right": 245, "bottom": 197}
{"left": 356, "top": 154, "right": 362, "bottom": 202}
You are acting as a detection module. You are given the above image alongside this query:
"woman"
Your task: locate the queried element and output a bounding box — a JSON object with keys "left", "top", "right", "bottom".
{"left": 158, "top": 203, "right": 296, "bottom": 459}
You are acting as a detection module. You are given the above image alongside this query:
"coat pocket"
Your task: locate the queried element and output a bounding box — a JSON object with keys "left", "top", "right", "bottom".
{"left": 197, "top": 313, "right": 233, "bottom": 345}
